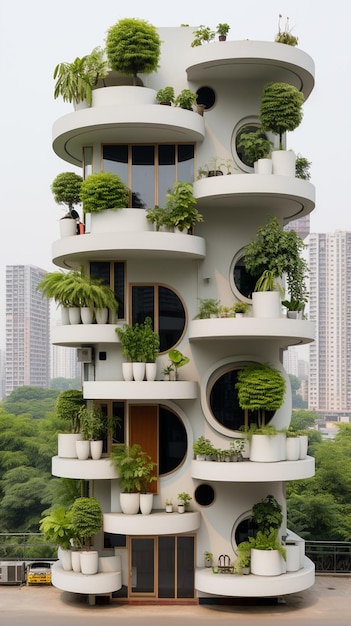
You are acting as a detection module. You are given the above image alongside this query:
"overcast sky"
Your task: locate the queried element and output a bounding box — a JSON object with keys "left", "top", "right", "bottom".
{"left": 0, "top": 0, "right": 348, "bottom": 344}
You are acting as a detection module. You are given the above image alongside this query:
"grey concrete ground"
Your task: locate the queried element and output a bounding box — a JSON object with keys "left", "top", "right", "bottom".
{"left": 0, "top": 576, "right": 350, "bottom": 626}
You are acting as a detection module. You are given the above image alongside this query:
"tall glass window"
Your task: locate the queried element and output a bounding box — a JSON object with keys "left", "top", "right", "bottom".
{"left": 90, "top": 261, "right": 125, "bottom": 319}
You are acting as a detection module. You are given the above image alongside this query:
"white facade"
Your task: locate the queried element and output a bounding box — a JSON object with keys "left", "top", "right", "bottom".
{"left": 50, "top": 27, "right": 316, "bottom": 603}
{"left": 309, "top": 232, "right": 351, "bottom": 413}
{"left": 5, "top": 265, "right": 50, "bottom": 396}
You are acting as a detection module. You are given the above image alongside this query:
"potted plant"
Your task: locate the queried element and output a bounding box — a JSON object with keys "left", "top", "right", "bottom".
{"left": 282, "top": 297, "right": 305, "bottom": 319}
{"left": 204, "top": 551, "right": 213, "bottom": 567}
{"left": 70, "top": 497, "right": 103, "bottom": 575}
{"left": 165, "top": 498, "right": 173, "bottom": 513}
{"left": 39, "top": 506, "right": 74, "bottom": 571}
{"left": 80, "top": 171, "right": 129, "bottom": 214}
{"left": 259, "top": 81, "right": 304, "bottom": 175}
{"left": 177, "top": 492, "right": 192, "bottom": 513}
{"left": 191, "top": 25, "right": 215, "bottom": 47}
{"left": 218, "top": 305, "right": 232, "bottom": 318}
{"left": 194, "top": 298, "right": 221, "bottom": 319}
{"left": 236, "top": 128, "right": 273, "bottom": 172}
{"left": 193, "top": 436, "right": 213, "bottom": 460}
{"left": 141, "top": 316, "right": 160, "bottom": 381}
{"left": 285, "top": 428, "right": 301, "bottom": 461}
{"left": 295, "top": 155, "right": 311, "bottom": 180}
{"left": 236, "top": 363, "right": 285, "bottom": 461}
{"left": 216, "top": 23, "right": 230, "bottom": 41}
{"left": 55, "top": 389, "right": 85, "bottom": 458}
{"left": 106, "top": 18, "right": 161, "bottom": 86}
{"left": 53, "top": 46, "right": 108, "bottom": 106}
{"left": 230, "top": 437, "right": 247, "bottom": 461}
{"left": 146, "top": 205, "right": 171, "bottom": 231}
{"left": 250, "top": 495, "right": 286, "bottom": 576}
{"left": 164, "top": 182, "right": 203, "bottom": 233}
{"left": 244, "top": 217, "right": 308, "bottom": 318}
{"left": 167, "top": 349, "right": 190, "bottom": 380}
{"left": 232, "top": 301, "right": 249, "bottom": 317}
{"left": 110, "top": 443, "right": 156, "bottom": 514}
{"left": 51, "top": 171, "right": 83, "bottom": 237}
{"left": 156, "top": 86, "right": 175, "bottom": 105}
{"left": 198, "top": 156, "right": 225, "bottom": 177}
{"left": 274, "top": 15, "right": 298, "bottom": 46}
{"left": 77, "top": 405, "right": 106, "bottom": 460}
{"left": 174, "top": 89, "right": 198, "bottom": 111}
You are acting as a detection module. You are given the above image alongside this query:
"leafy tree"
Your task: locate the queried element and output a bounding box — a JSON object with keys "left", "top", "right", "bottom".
{"left": 0, "top": 467, "right": 53, "bottom": 531}
{"left": 50, "top": 377, "right": 81, "bottom": 391}
{"left": 290, "top": 409, "right": 317, "bottom": 431}
{"left": 106, "top": 18, "right": 161, "bottom": 85}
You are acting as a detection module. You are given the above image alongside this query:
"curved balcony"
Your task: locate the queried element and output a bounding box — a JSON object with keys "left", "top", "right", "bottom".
{"left": 193, "top": 175, "right": 315, "bottom": 222}
{"left": 191, "top": 457, "right": 315, "bottom": 482}
{"left": 51, "top": 561, "right": 121, "bottom": 596}
{"left": 195, "top": 557, "right": 315, "bottom": 598}
{"left": 83, "top": 380, "right": 198, "bottom": 401}
{"left": 189, "top": 318, "right": 315, "bottom": 347}
{"left": 186, "top": 40, "right": 315, "bottom": 99}
{"left": 52, "top": 456, "right": 118, "bottom": 480}
{"left": 104, "top": 510, "right": 200, "bottom": 535}
{"left": 52, "top": 323, "right": 118, "bottom": 347}
{"left": 52, "top": 86, "right": 205, "bottom": 166}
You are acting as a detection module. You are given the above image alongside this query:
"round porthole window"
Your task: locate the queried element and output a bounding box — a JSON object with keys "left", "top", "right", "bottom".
{"left": 196, "top": 86, "right": 216, "bottom": 110}
{"left": 194, "top": 483, "right": 215, "bottom": 507}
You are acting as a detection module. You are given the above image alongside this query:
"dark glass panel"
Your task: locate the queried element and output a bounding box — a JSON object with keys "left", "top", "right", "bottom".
{"left": 159, "top": 406, "right": 187, "bottom": 474}
{"left": 131, "top": 285, "right": 154, "bottom": 325}
{"left": 234, "top": 255, "right": 258, "bottom": 299}
{"left": 113, "top": 262, "right": 125, "bottom": 319}
{"left": 177, "top": 536, "right": 194, "bottom": 598}
{"left": 158, "top": 536, "right": 175, "bottom": 598}
{"left": 131, "top": 538, "right": 154, "bottom": 593}
{"left": 158, "top": 286, "right": 185, "bottom": 352}
{"left": 158, "top": 145, "right": 175, "bottom": 206}
{"left": 132, "top": 146, "right": 154, "bottom": 209}
{"left": 103, "top": 145, "right": 128, "bottom": 185}
{"left": 178, "top": 145, "right": 194, "bottom": 182}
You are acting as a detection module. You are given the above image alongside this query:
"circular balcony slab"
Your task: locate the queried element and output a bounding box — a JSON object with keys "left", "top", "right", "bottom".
{"left": 51, "top": 561, "right": 121, "bottom": 595}
{"left": 104, "top": 510, "right": 201, "bottom": 535}
{"left": 191, "top": 457, "right": 315, "bottom": 482}
{"left": 52, "top": 456, "right": 118, "bottom": 480}
{"left": 83, "top": 380, "right": 198, "bottom": 401}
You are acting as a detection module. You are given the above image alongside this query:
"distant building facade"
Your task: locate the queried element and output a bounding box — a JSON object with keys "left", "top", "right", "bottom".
{"left": 5, "top": 265, "right": 50, "bottom": 396}
{"left": 309, "top": 232, "right": 351, "bottom": 415}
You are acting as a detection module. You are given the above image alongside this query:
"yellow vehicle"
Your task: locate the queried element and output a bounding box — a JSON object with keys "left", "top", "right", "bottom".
{"left": 26, "top": 562, "right": 51, "bottom": 585}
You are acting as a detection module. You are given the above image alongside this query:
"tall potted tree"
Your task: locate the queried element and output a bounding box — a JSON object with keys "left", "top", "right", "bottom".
{"left": 236, "top": 363, "right": 286, "bottom": 462}
{"left": 53, "top": 46, "right": 108, "bottom": 107}
{"left": 106, "top": 18, "right": 161, "bottom": 86}
{"left": 259, "top": 81, "right": 304, "bottom": 175}
{"left": 70, "top": 497, "right": 103, "bottom": 575}
{"left": 51, "top": 171, "right": 83, "bottom": 237}
{"left": 110, "top": 443, "right": 156, "bottom": 514}
{"left": 55, "top": 389, "right": 85, "bottom": 459}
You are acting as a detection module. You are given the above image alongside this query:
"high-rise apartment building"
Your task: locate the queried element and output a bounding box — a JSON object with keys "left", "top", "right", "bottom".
{"left": 49, "top": 25, "right": 316, "bottom": 603}
{"left": 5, "top": 265, "right": 50, "bottom": 396}
{"left": 309, "top": 232, "right": 351, "bottom": 415}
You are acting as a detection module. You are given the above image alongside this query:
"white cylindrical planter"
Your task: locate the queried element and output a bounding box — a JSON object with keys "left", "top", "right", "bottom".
{"left": 76, "top": 439, "right": 90, "bottom": 460}
{"left": 68, "top": 307, "right": 81, "bottom": 325}
{"left": 177, "top": 504, "right": 185, "bottom": 514}
{"left": 252, "top": 291, "right": 281, "bottom": 318}
{"left": 140, "top": 493, "right": 153, "bottom": 515}
{"left": 58, "top": 546, "right": 72, "bottom": 571}
{"left": 272, "top": 150, "right": 296, "bottom": 176}
{"left": 58, "top": 433, "right": 82, "bottom": 458}
{"left": 165, "top": 505, "right": 173, "bottom": 513}
{"left": 249, "top": 434, "right": 281, "bottom": 462}
{"left": 251, "top": 549, "right": 282, "bottom": 576}
{"left": 90, "top": 440, "right": 103, "bottom": 460}
{"left": 299, "top": 435, "right": 308, "bottom": 459}
{"left": 95, "top": 308, "right": 108, "bottom": 324}
{"left": 59, "top": 218, "right": 77, "bottom": 238}
{"left": 133, "top": 362, "right": 146, "bottom": 381}
{"left": 285, "top": 544, "right": 300, "bottom": 572}
{"left": 71, "top": 550, "right": 81, "bottom": 573}
{"left": 278, "top": 432, "right": 287, "bottom": 461}
{"left": 255, "top": 158, "right": 273, "bottom": 174}
{"left": 145, "top": 362, "right": 157, "bottom": 381}
{"left": 60, "top": 307, "right": 70, "bottom": 325}
{"left": 80, "top": 551, "right": 99, "bottom": 575}
{"left": 120, "top": 492, "right": 140, "bottom": 515}
{"left": 122, "top": 362, "right": 133, "bottom": 381}
{"left": 80, "top": 307, "right": 94, "bottom": 324}
{"left": 286, "top": 437, "right": 300, "bottom": 461}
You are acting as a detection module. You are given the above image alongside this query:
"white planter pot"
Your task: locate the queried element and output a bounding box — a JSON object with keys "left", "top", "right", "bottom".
{"left": 140, "top": 493, "right": 153, "bottom": 515}
{"left": 272, "top": 150, "right": 296, "bottom": 176}
{"left": 252, "top": 291, "right": 281, "bottom": 318}
{"left": 285, "top": 544, "right": 300, "bottom": 572}
{"left": 80, "top": 550, "right": 99, "bottom": 575}
{"left": 90, "top": 440, "right": 103, "bottom": 460}
{"left": 58, "top": 546, "right": 72, "bottom": 571}
{"left": 133, "top": 362, "right": 146, "bottom": 381}
{"left": 59, "top": 218, "right": 77, "bottom": 238}
{"left": 278, "top": 432, "right": 287, "bottom": 460}
{"left": 76, "top": 439, "right": 90, "bottom": 460}
{"left": 120, "top": 492, "right": 140, "bottom": 515}
{"left": 60, "top": 307, "right": 70, "bottom": 325}
{"left": 95, "top": 308, "right": 108, "bottom": 324}
{"left": 145, "top": 362, "right": 157, "bottom": 381}
{"left": 299, "top": 435, "right": 308, "bottom": 459}
{"left": 255, "top": 158, "right": 273, "bottom": 174}
{"left": 58, "top": 433, "right": 82, "bottom": 459}
{"left": 249, "top": 434, "right": 281, "bottom": 462}
{"left": 165, "top": 505, "right": 173, "bottom": 513}
{"left": 177, "top": 504, "right": 185, "bottom": 514}
{"left": 286, "top": 437, "right": 300, "bottom": 461}
{"left": 68, "top": 307, "right": 81, "bottom": 325}
{"left": 80, "top": 307, "right": 94, "bottom": 324}
{"left": 251, "top": 549, "right": 282, "bottom": 576}
{"left": 122, "top": 362, "right": 134, "bottom": 381}
{"left": 71, "top": 550, "right": 81, "bottom": 573}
